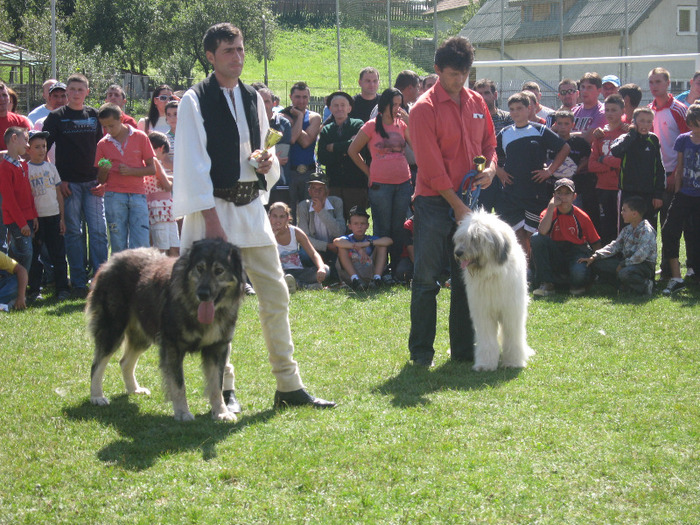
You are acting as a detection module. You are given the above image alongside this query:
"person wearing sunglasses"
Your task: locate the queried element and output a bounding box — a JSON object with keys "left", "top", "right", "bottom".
{"left": 138, "top": 84, "right": 176, "bottom": 134}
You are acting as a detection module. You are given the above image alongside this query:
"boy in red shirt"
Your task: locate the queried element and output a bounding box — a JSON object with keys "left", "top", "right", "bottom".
{"left": 532, "top": 178, "right": 602, "bottom": 296}
{"left": 588, "top": 94, "right": 626, "bottom": 244}
{"left": 0, "top": 127, "right": 37, "bottom": 271}
{"left": 95, "top": 103, "right": 155, "bottom": 254}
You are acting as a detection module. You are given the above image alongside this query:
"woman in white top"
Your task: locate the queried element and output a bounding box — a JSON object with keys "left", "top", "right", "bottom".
{"left": 138, "top": 84, "right": 175, "bottom": 133}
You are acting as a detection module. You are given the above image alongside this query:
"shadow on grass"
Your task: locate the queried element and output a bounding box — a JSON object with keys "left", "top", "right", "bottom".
{"left": 63, "top": 396, "right": 276, "bottom": 471}
{"left": 43, "top": 300, "right": 87, "bottom": 316}
{"left": 373, "top": 361, "right": 522, "bottom": 408}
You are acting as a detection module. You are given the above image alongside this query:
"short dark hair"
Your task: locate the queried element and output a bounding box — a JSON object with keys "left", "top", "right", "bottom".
{"left": 203, "top": 23, "right": 242, "bottom": 55}
{"left": 290, "top": 81, "right": 309, "bottom": 97}
{"left": 3, "top": 126, "right": 25, "bottom": 146}
{"left": 522, "top": 81, "right": 541, "bottom": 93}
{"left": 604, "top": 94, "right": 625, "bottom": 110}
{"left": 106, "top": 84, "right": 125, "bottom": 99}
{"left": 558, "top": 78, "right": 578, "bottom": 90}
{"left": 633, "top": 107, "right": 654, "bottom": 123}
{"left": 97, "top": 103, "right": 122, "bottom": 121}
{"left": 148, "top": 131, "right": 170, "bottom": 153}
{"left": 579, "top": 72, "right": 602, "bottom": 89}
{"left": 251, "top": 82, "right": 267, "bottom": 91}
{"left": 348, "top": 205, "right": 370, "bottom": 220}
{"left": 394, "top": 70, "right": 419, "bottom": 91}
{"left": 618, "top": 83, "right": 642, "bottom": 108}
{"left": 686, "top": 103, "right": 700, "bottom": 127}
{"left": 67, "top": 73, "right": 89, "bottom": 89}
{"left": 554, "top": 109, "right": 575, "bottom": 123}
{"left": 434, "top": 37, "right": 474, "bottom": 72}
{"left": 359, "top": 67, "right": 379, "bottom": 82}
{"left": 473, "top": 79, "right": 496, "bottom": 93}
{"left": 508, "top": 92, "right": 530, "bottom": 108}
{"left": 165, "top": 100, "right": 179, "bottom": 113}
{"left": 623, "top": 195, "right": 646, "bottom": 216}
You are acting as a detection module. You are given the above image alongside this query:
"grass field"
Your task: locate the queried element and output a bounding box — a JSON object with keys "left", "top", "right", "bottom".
{"left": 1, "top": 280, "right": 698, "bottom": 523}
{"left": 242, "top": 27, "right": 429, "bottom": 106}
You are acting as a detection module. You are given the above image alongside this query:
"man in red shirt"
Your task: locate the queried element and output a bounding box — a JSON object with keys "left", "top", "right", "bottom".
{"left": 408, "top": 36, "right": 497, "bottom": 367}
{"left": 0, "top": 83, "right": 32, "bottom": 149}
{"left": 532, "top": 178, "right": 601, "bottom": 297}
{"left": 104, "top": 84, "right": 138, "bottom": 128}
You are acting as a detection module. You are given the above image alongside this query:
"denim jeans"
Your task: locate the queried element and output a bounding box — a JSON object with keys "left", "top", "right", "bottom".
{"left": 591, "top": 254, "right": 655, "bottom": 294}
{"left": 64, "top": 181, "right": 108, "bottom": 289}
{"left": 29, "top": 214, "right": 69, "bottom": 294}
{"left": 7, "top": 222, "right": 33, "bottom": 273}
{"left": 369, "top": 181, "right": 412, "bottom": 273}
{"left": 530, "top": 233, "right": 591, "bottom": 287}
{"left": 104, "top": 192, "right": 150, "bottom": 254}
{"left": 408, "top": 195, "right": 474, "bottom": 363}
{"left": 0, "top": 272, "right": 18, "bottom": 304}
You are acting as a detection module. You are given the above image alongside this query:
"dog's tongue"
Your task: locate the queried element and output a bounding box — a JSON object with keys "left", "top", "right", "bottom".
{"left": 461, "top": 260, "right": 470, "bottom": 269}
{"left": 198, "top": 301, "right": 215, "bottom": 324}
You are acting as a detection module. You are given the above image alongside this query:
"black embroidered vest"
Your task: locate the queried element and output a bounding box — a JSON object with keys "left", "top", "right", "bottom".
{"left": 191, "top": 74, "right": 261, "bottom": 189}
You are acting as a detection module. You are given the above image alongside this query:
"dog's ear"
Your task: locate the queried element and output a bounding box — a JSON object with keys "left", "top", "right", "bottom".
{"left": 496, "top": 234, "right": 510, "bottom": 265}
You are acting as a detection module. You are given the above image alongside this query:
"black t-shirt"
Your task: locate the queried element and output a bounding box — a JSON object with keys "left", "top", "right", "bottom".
{"left": 43, "top": 105, "right": 102, "bottom": 183}
{"left": 349, "top": 94, "right": 379, "bottom": 123}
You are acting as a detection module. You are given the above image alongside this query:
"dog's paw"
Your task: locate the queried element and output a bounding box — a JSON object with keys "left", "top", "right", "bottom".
{"left": 501, "top": 361, "right": 527, "bottom": 369}
{"left": 90, "top": 396, "right": 110, "bottom": 406}
{"left": 472, "top": 363, "right": 497, "bottom": 372}
{"left": 212, "top": 409, "right": 237, "bottom": 423}
{"left": 131, "top": 387, "right": 151, "bottom": 396}
{"left": 174, "top": 410, "right": 195, "bottom": 422}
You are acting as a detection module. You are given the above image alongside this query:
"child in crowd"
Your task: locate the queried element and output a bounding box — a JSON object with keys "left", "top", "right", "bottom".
{"left": 96, "top": 103, "right": 156, "bottom": 254}
{"left": 550, "top": 109, "right": 590, "bottom": 180}
{"left": 25, "top": 130, "right": 70, "bottom": 301}
{"left": 163, "top": 100, "right": 178, "bottom": 173}
{"left": 580, "top": 196, "right": 657, "bottom": 296}
{"left": 532, "top": 178, "right": 601, "bottom": 297}
{"left": 0, "top": 250, "right": 28, "bottom": 310}
{"left": 145, "top": 131, "right": 179, "bottom": 256}
{"left": 660, "top": 103, "right": 700, "bottom": 294}
{"left": 268, "top": 201, "right": 329, "bottom": 293}
{"left": 610, "top": 107, "right": 665, "bottom": 229}
{"left": 0, "top": 127, "right": 37, "bottom": 271}
{"left": 588, "top": 94, "right": 626, "bottom": 244}
{"left": 333, "top": 206, "right": 392, "bottom": 290}
{"left": 496, "top": 92, "right": 571, "bottom": 258}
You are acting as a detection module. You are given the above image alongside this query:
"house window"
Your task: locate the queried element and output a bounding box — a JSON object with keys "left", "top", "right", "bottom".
{"left": 678, "top": 6, "right": 697, "bottom": 35}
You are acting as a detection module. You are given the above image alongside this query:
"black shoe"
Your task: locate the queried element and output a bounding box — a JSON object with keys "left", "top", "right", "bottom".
{"left": 373, "top": 276, "right": 383, "bottom": 288}
{"left": 223, "top": 389, "right": 242, "bottom": 414}
{"left": 411, "top": 358, "right": 434, "bottom": 368}
{"left": 350, "top": 279, "right": 366, "bottom": 291}
{"left": 274, "top": 388, "right": 336, "bottom": 409}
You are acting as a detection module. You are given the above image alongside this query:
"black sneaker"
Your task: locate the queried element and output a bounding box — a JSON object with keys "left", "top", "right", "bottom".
{"left": 662, "top": 279, "right": 686, "bottom": 295}
{"left": 373, "top": 276, "right": 383, "bottom": 288}
{"left": 351, "top": 278, "right": 365, "bottom": 291}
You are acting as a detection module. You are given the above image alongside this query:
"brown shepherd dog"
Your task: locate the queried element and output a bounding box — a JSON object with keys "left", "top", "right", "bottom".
{"left": 87, "top": 238, "right": 245, "bottom": 421}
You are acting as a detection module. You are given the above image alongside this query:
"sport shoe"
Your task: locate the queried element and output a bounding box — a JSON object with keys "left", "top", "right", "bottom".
{"left": 569, "top": 286, "right": 586, "bottom": 296}
{"left": 350, "top": 278, "right": 366, "bottom": 291}
{"left": 533, "top": 283, "right": 555, "bottom": 296}
{"left": 373, "top": 276, "right": 383, "bottom": 288}
{"left": 284, "top": 274, "right": 297, "bottom": 294}
{"left": 662, "top": 279, "right": 686, "bottom": 296}
{"left": 304, "top": 282, "right": 323, "bottom": 291}
{"left": 244, "top": 283, "right": 256, "bottom": 296}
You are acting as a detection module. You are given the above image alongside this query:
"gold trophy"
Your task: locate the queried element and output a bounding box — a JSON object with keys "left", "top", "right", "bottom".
{"left": 473, "top": 155, "right": 487, "bottom": 174}
{"left": 249, "top": 129, "right": 284, "bottom": 169}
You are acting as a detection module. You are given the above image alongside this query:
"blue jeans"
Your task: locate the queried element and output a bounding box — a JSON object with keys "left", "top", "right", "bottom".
{"left": 530, "top": 233, "right": 591, "bottom": 287}
{"left": 369, "top": 181, "right": 412, "bottom": 273}
{"left": 409, "top": 196, "right": 474, "bottom": 363}
{"left": 591, "top": 255, "right": 655, "bottom": 294}
{"left": 0, "top": 272, "right": 18, "bottom": 304}
{"left": 64, "top": 181, "right": 108, "bottom": 289}
{"left": 7, "top": 223, "right": 33, "bottom": 273}
{"left": 104, "top": 192, "right": 150, "bottom": 254}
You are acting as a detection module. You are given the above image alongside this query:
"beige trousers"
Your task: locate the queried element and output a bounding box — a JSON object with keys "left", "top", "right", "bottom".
{"left": 223, "top": 244, "right": 304, "bottom": 393}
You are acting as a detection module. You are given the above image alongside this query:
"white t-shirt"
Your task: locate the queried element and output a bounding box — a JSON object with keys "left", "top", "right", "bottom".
{"left": 27, "top": 161, "right": 61, "bottom": 217}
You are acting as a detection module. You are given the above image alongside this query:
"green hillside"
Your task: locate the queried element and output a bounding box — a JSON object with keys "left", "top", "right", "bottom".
{"left": 242, "top": 27, "right": 429, "bottom": 104}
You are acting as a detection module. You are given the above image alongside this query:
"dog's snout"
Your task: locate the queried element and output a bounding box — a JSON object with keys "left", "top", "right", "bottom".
{"left": 455, "top": 248, "right": 464, "bottom": 258}
{"left": 196, "top": 284, "right": 212, "bottom": 302}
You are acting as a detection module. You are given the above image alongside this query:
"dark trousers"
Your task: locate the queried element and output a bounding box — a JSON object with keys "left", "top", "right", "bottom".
{"left": 409, "top": 196, "right": 473, "bottom": 363}
{"left": 573, "top": 172, "right": 599, "bottom": 232}
{"left": 29, "top": 214, "right": 69, "bottom": 294}
{"left": 530, "top": 234, "right": 592, "bottom": 287}
{"left": 591, "top": 255, "right": 654, "bottom": 294}
{"left": 596, "top": 188, "right": 620, "bottom": 246}
{"left": 661, "top": 192, "right": 700, "bottom": 271}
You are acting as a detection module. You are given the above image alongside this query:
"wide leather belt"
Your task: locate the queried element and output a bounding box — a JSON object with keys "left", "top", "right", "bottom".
{"left": 213, "top": 181, "right": 260, "bottom": 206}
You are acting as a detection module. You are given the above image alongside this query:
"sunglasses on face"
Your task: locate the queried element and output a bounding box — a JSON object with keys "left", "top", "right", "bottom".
{"left": 157, "top": 95, "right": 173, "bottom": 102}
{"left": 559, "top": 89, "right": 577, "bottom": 96}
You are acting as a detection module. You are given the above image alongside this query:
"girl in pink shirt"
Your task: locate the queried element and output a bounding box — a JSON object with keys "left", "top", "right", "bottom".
{"left": 347, "top": 88, "right": 412, "bottom": 278}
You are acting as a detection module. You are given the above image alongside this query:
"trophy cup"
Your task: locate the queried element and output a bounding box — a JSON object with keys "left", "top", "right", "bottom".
{"left": 249, "top": 129, "right": 284, "bottom": 169}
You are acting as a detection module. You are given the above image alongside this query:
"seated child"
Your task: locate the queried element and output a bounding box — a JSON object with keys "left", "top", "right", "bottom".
{"left": 25, "top": 130, "right": 70, "bottom": 301}
{"left": 333, "top": 206, "right": 392, "bottom": 290}
{"left": 532, "top": 178, "right": 602, "bottom": 297}
{"left": 0, "top": 250, "right": 28, "bottom": 310}
{"left": 146, "top": 131, "right": 179, "bottom": 256}
{"left": 579, "top": 195, "right": 657, "bottom": 296}
{"left": 269, "top": 201, "right": 329, "bottom": 293}
{"left": 661, "top": 103, "right": 700, "bottom": 295}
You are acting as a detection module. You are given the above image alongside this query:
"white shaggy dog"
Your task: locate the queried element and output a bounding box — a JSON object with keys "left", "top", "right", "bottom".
{"left": 453, "top": 209, "right": 534, "bottom": 371}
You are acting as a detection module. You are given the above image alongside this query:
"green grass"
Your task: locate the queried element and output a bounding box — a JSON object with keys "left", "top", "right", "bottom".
{"left": 242, "top": 28, "right": 429, "bottom": 106}
{"left": 0, "top": 282, "right": 698, "bottom": 523}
